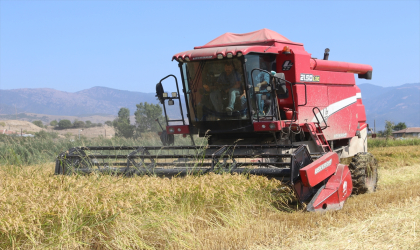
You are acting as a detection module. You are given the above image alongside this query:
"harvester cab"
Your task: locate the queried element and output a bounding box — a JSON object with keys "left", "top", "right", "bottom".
{"left": 159, "top": 29, "right": 373, "bottom": 152}
{"left": 56, "top": 29, "right": 378, "bottom": 212}
{"left": 157, "top": 53, "right": 288, "bottom": 144}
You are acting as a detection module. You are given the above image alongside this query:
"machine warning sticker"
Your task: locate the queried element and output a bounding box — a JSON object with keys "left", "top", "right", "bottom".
{"left": 314, "top": 159, "right": 332, "bottom": 174}
{"left": 300, "top": 73, "right": 320, "bottom": 82}
{"left": 282, "top": 60, "right": 293, "bottom": 71}
{"left": 343, "top": 181, "right": 348, "bottom": 197}
{"left": 333, "top": 133, "right": 347, "bottom": 139}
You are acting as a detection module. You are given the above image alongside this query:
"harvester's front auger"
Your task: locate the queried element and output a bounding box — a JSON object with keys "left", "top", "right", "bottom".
{"left": 348, "top": 152, "right": 378, "bottom": 195}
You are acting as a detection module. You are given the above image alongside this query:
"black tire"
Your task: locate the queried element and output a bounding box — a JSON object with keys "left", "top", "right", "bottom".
{"left": 159, "top": 131, "right": 174, "bottom": 146}
{"left": 348, "top": 152, "right": 378, "bottom": 195}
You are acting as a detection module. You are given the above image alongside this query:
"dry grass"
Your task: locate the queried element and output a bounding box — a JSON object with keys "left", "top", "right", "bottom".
{"left": 0, "top": 166, "right": 294, "bottom": 249}
{"left": 254, "top": 196, "right": 420, "bottom": 249}
{"left": 368, "top": 137, "right": 420, "bottom": 148}
{"left": 251, "top": 164, "right": 420, "bottom": 249}
{"left": 341, "top": 145, "right": 420, "bottom": 169}
{"left": 1, "top": 145, "right": 419, "bottom": 249}
{"left": 369, "top": 145, "right": 420, "bottom": 169}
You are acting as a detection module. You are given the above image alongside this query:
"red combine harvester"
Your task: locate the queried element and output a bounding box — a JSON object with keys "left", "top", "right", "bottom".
{"left": 56, "top": 29, "right": 378, "bottom": 212}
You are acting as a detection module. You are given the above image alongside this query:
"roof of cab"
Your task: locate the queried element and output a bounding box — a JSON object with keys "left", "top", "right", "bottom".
{"left": 195, "top": 28, "right": 297, "bottom": 49}
{"left": 173, "top": 29, "right": 303, "bottom": 61}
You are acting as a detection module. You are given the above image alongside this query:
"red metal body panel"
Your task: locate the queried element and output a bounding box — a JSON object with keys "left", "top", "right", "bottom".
{"left": 328, "top": 85, "right": 356, "bottom": 104}
{"left": 293, "top": 180, "right": 313, "bottom": 203}
{"left": 325, "top": 86, "right": 358, "bottom": 140}
{"left": 297, "top": 84, "right": 328, "bottom": 107}
{"left": 299, "top": 152, "right": 340, "bottom": 188}
{"left": 355, "top": 85, "right": 367, "bottom": 124}
{"left": 274, "top": 47, "right": 365, "bottom": 141}
{"left": 166, "top": 125, "right": 190, "bottom": 135}
{"left": 307, "top": 164, "right": 353, "bottom": 211}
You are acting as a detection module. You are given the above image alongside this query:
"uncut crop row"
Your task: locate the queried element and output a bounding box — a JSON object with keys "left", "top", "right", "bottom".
{"left": 1, "top": 132, "right": 420, "bottom": 166}
{"left": 0, "top": 133, "right": 195, "bottom": 166}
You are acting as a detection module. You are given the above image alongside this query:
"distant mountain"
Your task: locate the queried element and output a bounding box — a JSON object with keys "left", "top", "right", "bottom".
{"left": 1, "top": 84, "right": 419, "bottom": 130}
{"left": 0, "top": 87, "right": 185, "bottom": 118}
{"left": 358, "top": 83, "right": 420, "bottom": 130}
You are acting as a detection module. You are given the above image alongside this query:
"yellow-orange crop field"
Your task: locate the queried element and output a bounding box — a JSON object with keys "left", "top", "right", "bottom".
{"left": 1, "top": 146, "right": 419, "bottom": 249}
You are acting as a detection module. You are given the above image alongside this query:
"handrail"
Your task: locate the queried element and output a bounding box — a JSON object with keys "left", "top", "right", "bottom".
{"left": 312, "top": 107, "right": 328, "bottom": 130}
{"left": 157, "top": 74, "right": 185, "bottom": 126}
{"left": 296, "top": 82, "right": 307, "bottom": 106}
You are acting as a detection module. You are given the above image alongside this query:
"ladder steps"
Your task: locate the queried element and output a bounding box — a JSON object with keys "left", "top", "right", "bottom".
{"left": 305, "top": 122, "right": 332, "bottom": 152}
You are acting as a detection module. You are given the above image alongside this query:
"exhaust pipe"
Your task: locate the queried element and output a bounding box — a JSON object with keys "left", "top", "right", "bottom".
{"left": 323, "top": 48, "right": 330, "bottom": 60}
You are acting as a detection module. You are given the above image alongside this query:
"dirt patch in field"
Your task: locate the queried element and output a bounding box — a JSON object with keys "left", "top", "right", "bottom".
{"left": 0, "top": 120, "right": 45, "bottom": 133}
{"left": 0, "top": 119, "right": 115, "bottom": 138}
{"left": 50, "top": 125, "right": 115, "bottom": 138}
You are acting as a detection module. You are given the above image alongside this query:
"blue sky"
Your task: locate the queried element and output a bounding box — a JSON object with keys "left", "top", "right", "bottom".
{"left": 1, "top": 0, "right": 419, "bottom": 93}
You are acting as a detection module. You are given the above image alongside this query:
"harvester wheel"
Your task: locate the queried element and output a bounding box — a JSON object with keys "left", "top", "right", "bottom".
{"left": 348, "top": 152, "right": 378, "bottom": 195}
{"left": 160, "top": 130, "right": 174, "bottom": 146}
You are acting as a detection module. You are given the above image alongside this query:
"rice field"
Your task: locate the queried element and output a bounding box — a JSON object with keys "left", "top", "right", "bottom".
{"left": 367, "top": 137, "right": 420, "bottom": 148}
{"left": 1, "top": 132, "right": 419, "bottom": 167}
{"left": 0, "top": 134, "right": 420, "bottom": 249}
{"left": 0, "top": 144, "right": 419, "bottom": 249}
{"left": 0, "top": 133, "right": 197, "bottom": 166}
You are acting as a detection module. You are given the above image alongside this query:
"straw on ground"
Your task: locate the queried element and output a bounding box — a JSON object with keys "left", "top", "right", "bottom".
{"left": 0, "top": 145, "right": 419, "bottom": 249}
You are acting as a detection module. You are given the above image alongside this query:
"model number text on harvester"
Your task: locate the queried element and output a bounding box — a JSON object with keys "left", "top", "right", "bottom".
{"left": 300, "top": 73, "right": 320, "bottom": 82}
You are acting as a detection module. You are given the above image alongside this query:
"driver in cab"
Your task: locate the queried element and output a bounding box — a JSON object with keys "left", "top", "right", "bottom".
{"left": 206, "top": 62, "right": 246, "bottom": 113}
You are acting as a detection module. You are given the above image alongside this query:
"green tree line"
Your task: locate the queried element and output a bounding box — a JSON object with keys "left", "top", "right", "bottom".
{"left": 112, "top": 102, "right": 165, "bottom": 138}
{"left": 375, "top": 121, "right": 407, "bottom": 138}
{"left": 32, "top": 119, "right": 103, "bottom": 129}
{"left": 30, "top": 102, "right": 165, "bottom": 138}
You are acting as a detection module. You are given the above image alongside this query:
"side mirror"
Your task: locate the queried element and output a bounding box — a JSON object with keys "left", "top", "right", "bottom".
{"left": 274, "top": 73, "right": 288, "bottom": 98}
{"left": 156, "top": 82, "right": 165, "bottom": 104}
